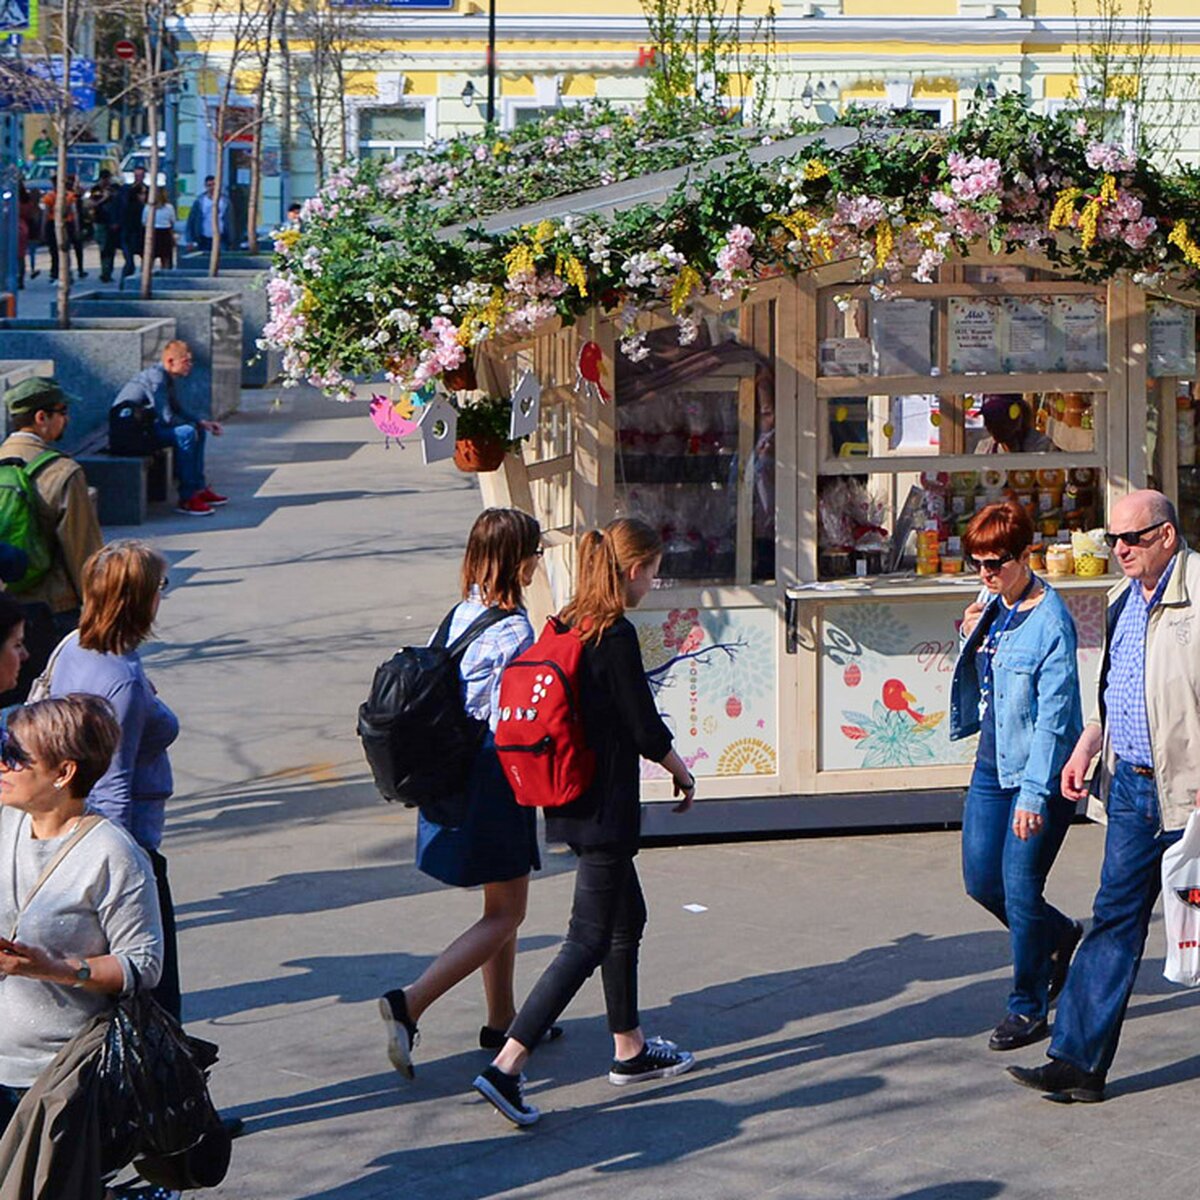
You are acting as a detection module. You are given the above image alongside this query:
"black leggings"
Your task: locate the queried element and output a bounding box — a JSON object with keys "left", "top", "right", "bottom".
{"left": 148, "top": 848, "right": 182, "bottom": 1021}
{"left": 509, "top": 846, "right": 646, "bottom": 1050}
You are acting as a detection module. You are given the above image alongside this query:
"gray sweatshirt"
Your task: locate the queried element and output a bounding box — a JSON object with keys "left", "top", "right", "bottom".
{"left": 0, "top": 808, "right": 164, "bottom": 1088}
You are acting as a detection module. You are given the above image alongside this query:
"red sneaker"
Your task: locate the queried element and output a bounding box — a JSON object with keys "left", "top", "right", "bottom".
{"left": 176, "top": 496, "right": 215, "bottom": 516}
{"left": 196, "top": 487, "right": 228, "bottom": 506}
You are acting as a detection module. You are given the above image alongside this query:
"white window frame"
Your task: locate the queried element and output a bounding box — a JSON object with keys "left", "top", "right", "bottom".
{"left": 348, "top": 96, "right": 439, "bottom": 160}
{"left": 847, "top": 96, "right": 954, "bottom": 126}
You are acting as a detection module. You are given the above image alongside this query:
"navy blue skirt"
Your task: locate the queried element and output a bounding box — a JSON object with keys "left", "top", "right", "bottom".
{"left": 415, "top": 737, "right": 541, "bottom": 887}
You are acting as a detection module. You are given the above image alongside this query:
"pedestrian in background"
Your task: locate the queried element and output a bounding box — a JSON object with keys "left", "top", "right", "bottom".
{"left": 185, "top": 175, "right": 229, "bottom": 253}
{"left": 1010, "top": 490, "right": 1199, "bottom": 1103}
{"left": 379, "top": 509, "right": 557, "bottom": 1078}
{"left": 47, "top": 540, "right": 183, "bottom": 1023}
{"left": 0, "top": 379, "right": 103, "bottom": 705}
{"left": 951, "top": 501, "right": 1083, "bottom": 1053}
{"left": 87, "top": 169, "right": 119, "bottom": 283}
{"left": 143, "top": 188, "right": 177, "bottom": 270}
{"left": 474, "top": 517, "right": 697, "bottom": 1127}
{"left": 116, "top": 167, "right": 147, "bottom": 287}
{"left": 40, "top": 176, "right": 86, "bottom": 282}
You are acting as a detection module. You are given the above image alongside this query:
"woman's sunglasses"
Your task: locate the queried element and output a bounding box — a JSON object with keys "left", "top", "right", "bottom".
{"left": 0, "top": 738, "right": 30, "bottom": 772}
{"left": 967, "top": 553, "right": 1014, "bottom": 573}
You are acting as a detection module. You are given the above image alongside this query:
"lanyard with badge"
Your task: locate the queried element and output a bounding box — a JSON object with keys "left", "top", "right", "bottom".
{"left": 979, "top": 574, "right": 1036, "bottom": 714}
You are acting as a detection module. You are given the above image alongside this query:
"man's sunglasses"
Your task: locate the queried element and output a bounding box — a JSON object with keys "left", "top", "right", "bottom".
{"left": 967, "top": 552, "right": 1014, "bottom": 573}
{"left": 1103, "top": 521, "right": 1167, "bottom": 549}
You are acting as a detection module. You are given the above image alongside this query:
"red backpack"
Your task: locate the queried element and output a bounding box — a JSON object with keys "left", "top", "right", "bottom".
{"left": 495, "top": 617, "right": 595, "bottom": 807}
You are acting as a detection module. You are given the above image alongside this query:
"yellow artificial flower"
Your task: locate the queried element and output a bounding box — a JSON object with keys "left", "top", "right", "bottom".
{"left": 1099, "top": 174, "right": 1118, "bottom": 206}
{"left": 532, "top": 219, "right": 557, "bottom": 254}
{"left": 505, "top": 243, "right": 536, "bottom": 279}
{"left": 803, "top": 159, "right": 829, "bottom": 181}
{"left": 1078, "top": 196, "right": 1102, "bottom": 252}
{"left": 276, "top": 228, "right": 301, "bottom": 250}
{"left": 874, "top": 221, "right": 895, "bottom": 269}
{"left": 1168, "top": 221, "right": 1200, "bottom": 269}
{"left": 1049, "top": 187, "right": 1083, "bottom": 231}
{"left": 670, "top": 265, "right": 702, "bottom": 315}
{"left": 492, "top": 140, "right": 510, "bottom": 156}
{"left": 557, "top": 253, "right": 589, "bottom": 297}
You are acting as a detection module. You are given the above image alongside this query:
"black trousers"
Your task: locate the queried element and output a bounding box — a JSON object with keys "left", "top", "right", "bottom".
{"left": 148, "top": 848, "right": 182, "bottom": 1022}
{"left": 0, "top": 1084, "right": 24, "bottom": 1135}
{"left": 508, "top": 846, "right": 646, "bottom": 1049}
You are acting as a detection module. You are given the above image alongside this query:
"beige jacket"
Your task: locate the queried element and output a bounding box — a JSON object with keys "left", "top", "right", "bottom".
{"left": 1088, "top": 546, "right": 1200, "bottom": 832}
{"left": 0, "top": 431, "right": 103, "bottom": 614}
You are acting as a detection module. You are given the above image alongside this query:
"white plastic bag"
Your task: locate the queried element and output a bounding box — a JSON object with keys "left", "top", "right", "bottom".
{"left": 1161, "top": 809, "right": 1200, "bottom": 987}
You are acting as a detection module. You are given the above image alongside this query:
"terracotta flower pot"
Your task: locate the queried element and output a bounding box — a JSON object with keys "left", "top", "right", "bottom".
{"left": 453, "top": 436, "right": 507, "bottom": 473}
{"left": 443, "top": 361, "right": 479, "bottom": 392}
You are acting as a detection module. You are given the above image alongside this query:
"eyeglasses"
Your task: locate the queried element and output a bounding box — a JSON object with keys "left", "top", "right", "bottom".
{"left": 47, "top": 406, "right": 68, "bottom": 416}
{"left": 159, "top": 576, "right": 169, "bottom": 592}
{"left": 967, "top": 552, "right": 1014, "bottom": 573}
{"left": 0, "top": 738, "right": 30, "bottom": 773}
{"left": 1103, "top": 521, "right": 1167, "bottom": 549}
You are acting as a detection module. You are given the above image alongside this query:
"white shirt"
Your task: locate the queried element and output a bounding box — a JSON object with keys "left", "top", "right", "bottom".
{"left": 142, "top": 203, "right": 176, "bottom": 230}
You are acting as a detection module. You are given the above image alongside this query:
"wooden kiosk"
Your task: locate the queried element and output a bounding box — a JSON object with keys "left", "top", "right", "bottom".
{"left": 467, "top": 239, "right": 1198, "bottom": 836}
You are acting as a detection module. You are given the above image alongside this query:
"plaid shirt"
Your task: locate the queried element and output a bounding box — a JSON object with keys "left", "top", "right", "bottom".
{"left": 438, "top": 589, "right": 534, "bottom": 729}
{"left": 1105, "top": 558, "right": 1175, "bottom": 768}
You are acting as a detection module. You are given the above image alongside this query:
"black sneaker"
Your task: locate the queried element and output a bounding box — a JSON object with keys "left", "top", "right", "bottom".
{"left": 473, "top": 1065, "right": 540, "bottom": 1126}
{"left": 378, "top": 989, "right": 419, "bottom": 1079}
{"left": 608, "top": 1036, "right": 695, "bottom": 1086}
{"left": 1048, "top": 920, "right": 1084, "bottom": 1003}
{"left": 1006, "top": 1059, "right": 1106, "bottom": 1103}
{"left": 479, "top": 1023, "right": 563, "bottom": 1051}
{"left": 988, "top": 1012, "right": 1048, "bottom": 1051}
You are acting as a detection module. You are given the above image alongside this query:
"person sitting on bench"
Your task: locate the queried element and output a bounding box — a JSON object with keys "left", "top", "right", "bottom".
{"left": 113, "top": 340, "right": 227, "bottom": 517}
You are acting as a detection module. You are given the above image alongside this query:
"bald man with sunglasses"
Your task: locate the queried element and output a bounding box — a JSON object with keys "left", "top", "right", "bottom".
{"left": 1008, "top": 489, "right": 1199, "bottom": 1103}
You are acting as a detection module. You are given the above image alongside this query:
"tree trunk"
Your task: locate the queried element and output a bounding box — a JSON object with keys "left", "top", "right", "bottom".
{"left": 140, "top": 2, "right": 167, "bottom": 299}
{"left": 208, "top": 101, "right": 227, "bottom": 277}
{"left": 279, "top": 0, "right": 292, "bottom": 225}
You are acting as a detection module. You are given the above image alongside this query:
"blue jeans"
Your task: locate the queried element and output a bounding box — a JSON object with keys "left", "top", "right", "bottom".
{"left": 155, "top": 420, "right": 206, "bottom": 501}
{"left": 962, "top": 764, "right": 1076, "bottom": 1020}
{"left": 1051, "top": 760, "right": 1182, "bottom": 1076}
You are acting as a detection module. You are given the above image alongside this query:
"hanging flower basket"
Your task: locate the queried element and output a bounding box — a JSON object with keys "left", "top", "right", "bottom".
{"left": 454, "top": 435, "right": 507, "bottom": 473}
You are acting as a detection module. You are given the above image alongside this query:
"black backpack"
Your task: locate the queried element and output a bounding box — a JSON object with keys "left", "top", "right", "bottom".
{"left": 357, "top": 605, "right": 514, "bottom": 827}
{"left": 109, "top": 399, "right": 160, "bottom": 456}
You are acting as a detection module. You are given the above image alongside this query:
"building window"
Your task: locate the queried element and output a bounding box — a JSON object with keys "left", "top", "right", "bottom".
{"left": 846, "top": 97, "right": 953, "bottom": 127}
{"left": 358, "top": 105, "right": 429, "bottom": 160}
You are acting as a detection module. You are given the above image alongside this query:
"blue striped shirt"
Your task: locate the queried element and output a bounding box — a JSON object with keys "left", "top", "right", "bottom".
{"left": 435, "top": 590, "right": 534, "bottom": 729}
{"left": 1105, "top": 559, "right": 1174, "bottom": 768}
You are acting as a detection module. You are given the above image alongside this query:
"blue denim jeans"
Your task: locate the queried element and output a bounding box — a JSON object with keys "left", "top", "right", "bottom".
{"left": 962, "top": 764, "right": 1076, "bottom": 1020}
{"left": 155, "top": 420, "right": 206, "bottom": 501}
{"left": 1050, "top": 760, "right": 1182, "bottom": 1076}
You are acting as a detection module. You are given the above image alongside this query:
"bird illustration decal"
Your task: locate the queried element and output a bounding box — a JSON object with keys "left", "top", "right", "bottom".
{"left": 370, "top": 393, "right": 421, "bottom": 444}
{"left": 881, "top": 678, "right": 945, "bottom": 732}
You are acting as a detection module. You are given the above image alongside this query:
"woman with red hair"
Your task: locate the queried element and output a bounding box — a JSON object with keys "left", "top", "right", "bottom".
{"left": 950, "top": 501, "right": 1084, "bottom": 1053}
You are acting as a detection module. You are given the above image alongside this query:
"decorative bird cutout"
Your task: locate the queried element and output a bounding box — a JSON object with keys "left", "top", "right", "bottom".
{"left": 881, "top": 678, "right": 944, "bottom": 731}
{"left": 370, "top": 393, "right": 421, "bottom": 446}
{"left": 577, "top": 341, "right": 611, "bottom": 403}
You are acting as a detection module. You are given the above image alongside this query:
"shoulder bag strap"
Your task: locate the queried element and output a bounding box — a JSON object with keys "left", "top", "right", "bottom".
{"left": 27, "top": 629, "right": 79, "bottom": 704}
{"left": 430, "top": 606, "right": 459, "bottom": 649}
{"left": 8, "top": 813, "right": 104, "bottom": 941}
{"left": 26, "top": 449, "right": 63, "bottom": 479}
{"left": 446, "top": 606, "right": 517, "bottom": 661}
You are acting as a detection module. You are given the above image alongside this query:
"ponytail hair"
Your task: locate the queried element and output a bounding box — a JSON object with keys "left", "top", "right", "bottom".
{"left": 560, "top": 517, "right": 662, "bottom": 644}
{"left": 461, "top": 507, "right": 542, "bottom": 610}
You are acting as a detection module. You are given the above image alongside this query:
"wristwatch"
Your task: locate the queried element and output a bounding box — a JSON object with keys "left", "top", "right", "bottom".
{"left": 68, "top": 958, "right": 91, "bottom": 988}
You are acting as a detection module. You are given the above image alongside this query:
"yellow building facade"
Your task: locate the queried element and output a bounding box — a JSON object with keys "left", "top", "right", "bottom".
{"left": 179, "top": 1, "right": 1200, "bottom": 232}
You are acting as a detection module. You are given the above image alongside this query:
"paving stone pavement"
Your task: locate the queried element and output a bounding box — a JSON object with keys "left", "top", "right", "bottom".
{"left": 102, "top": 383, "right": 1200, "bottom": 1200}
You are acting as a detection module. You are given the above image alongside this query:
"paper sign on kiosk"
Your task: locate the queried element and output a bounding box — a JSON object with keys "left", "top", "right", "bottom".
{"left": 509, "top": 371, "right": 542, "bottom": 441}
{"left": 418, "top": 392, "right": 459, "bottom": 464}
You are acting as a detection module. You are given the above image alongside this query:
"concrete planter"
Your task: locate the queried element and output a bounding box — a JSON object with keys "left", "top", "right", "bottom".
{"left": 64, "top": 290, "right": 243, "bottom": 421}
{"left": 156, "top": 269, "right": 280, "bottom": 387}
{"left": 0, "top": 319, "right": 176, "bottom": 450}
{"left": 177, "top": 252, "right": 273, "bottom": 272}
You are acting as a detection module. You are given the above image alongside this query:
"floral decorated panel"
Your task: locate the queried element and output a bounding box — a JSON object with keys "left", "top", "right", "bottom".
{"left": 820, "top": 589, "right": 1104, "bottom": 773}
{"left": 631, "top": 606, "right": 778, "bottom": 783}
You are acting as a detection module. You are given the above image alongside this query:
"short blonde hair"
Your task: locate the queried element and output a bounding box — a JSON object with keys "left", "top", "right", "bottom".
{"left": 78, "top": 540, "right": 167, "bottom": 656}
{"left": 8, "top": 696, "right": 121, "bottom": 798}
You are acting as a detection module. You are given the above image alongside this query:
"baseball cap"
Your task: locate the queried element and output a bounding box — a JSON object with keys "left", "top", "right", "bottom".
{"left": 4, "top": 377, "right": 74, "bottom": 416}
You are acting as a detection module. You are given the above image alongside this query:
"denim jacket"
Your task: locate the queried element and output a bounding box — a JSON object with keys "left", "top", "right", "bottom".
{"left": 949, "top": 580, "right": 1083, "bottom": 816}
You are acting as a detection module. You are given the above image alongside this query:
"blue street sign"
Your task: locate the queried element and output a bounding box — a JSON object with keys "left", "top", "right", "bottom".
{"left": 26, "top": 56, "right": 96, "bottom": 111}
{"left": 0, "top": 1, "right": 31, "bottom": 33}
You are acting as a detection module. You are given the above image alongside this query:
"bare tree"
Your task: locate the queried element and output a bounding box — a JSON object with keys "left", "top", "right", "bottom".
{"left": 288, "top": 0, "right": 380, "bottom": 187}
{"left": 135, "top": 0, "right": 179, "bottom": 297}
{"left": 245, "top": 0, "right": 280, "bottom": 253}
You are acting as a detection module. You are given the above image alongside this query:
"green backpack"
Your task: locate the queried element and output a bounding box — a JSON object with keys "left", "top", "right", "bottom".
{"left": 0, "top": 450, "right": 62, "bottom": 593}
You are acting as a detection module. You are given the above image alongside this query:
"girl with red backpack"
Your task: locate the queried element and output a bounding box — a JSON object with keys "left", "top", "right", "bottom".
{"left": 378, "top": 508, "right": 562, "bottom": 1076}
{"left": 473, "top": 517, "right": 697, "bottom": 1126}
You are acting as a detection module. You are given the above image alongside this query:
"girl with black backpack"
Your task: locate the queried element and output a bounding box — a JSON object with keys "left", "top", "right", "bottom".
{"left": 378, "top": 508, "right": 562, "bottom": 1076}
{"left": 473, "top": 517, "right": 697, "bottom": 1126}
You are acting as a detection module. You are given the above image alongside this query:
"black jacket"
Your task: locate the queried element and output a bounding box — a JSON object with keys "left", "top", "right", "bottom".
{"left": 545, "top": 617, "right": 673, "bottom": 854}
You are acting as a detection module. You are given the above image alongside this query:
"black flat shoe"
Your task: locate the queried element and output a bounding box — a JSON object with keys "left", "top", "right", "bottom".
{"left": 479, "top": 1023, "right": 563, "bottom": 1051}
{"left": 1007, "top": 1059, "right": 1105, "bottom": 1103}
{"left": 1048, "top": 920, "right": 1084, "bottom": 1003}
{"left": 988, "top": 1013, "right": 1048, "bottom": 1051}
